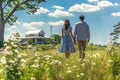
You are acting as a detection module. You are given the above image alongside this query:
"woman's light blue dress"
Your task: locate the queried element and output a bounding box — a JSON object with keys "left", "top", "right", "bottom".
{"left": 59, "top": 26, "right": 76, "bottom": 53}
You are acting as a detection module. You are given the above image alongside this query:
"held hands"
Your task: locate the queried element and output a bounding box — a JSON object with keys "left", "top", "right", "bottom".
{"left": 88, "top": 40, "right": 89, "bottom": 43}
{"left": 86, "top": 40, "right": 89, "bottom": 45}
{"left": 74, "top": 39, "right": 77, "bottom": 45}
{"left": 72, "top": 36, "right": 76, "bottom": 45}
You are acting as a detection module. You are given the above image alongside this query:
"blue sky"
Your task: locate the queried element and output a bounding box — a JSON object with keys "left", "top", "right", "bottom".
{"left": 5, "top": 0, "right": 120, "bottom": 45}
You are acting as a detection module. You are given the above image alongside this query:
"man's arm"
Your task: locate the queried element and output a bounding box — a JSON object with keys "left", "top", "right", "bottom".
{"left": 74, "top": 24, "right": 77, "bottom": 39}
{"left": 87, "top": 25, "right": 90, "bottom": 42}
{"left": 70, "top": 28, "right": 76, "bottom": 44}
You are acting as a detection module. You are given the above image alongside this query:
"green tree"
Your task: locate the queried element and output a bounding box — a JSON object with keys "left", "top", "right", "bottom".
{"left": 110, "top": 22, "right": 120, "bottom": 43}
{"left": 51, "top": 34, "right": 61, "bottom": 44}
{"left": 109, "top": 22, "right": 120, "bottom": 79}
{"left": 0, "top": 0, "right": 45, "bottom": 48}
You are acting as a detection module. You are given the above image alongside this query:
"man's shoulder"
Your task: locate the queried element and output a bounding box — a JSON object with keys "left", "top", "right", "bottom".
{"left": 76, "top": 21, "right": 89, "bottom": 25}
{"left": 75, "top": 22, "right": 81, "bottom": 25}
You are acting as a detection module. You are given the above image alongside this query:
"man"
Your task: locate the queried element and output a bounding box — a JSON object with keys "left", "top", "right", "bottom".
{"left": 74, "top": 15, "right": 90, "bottom": 59}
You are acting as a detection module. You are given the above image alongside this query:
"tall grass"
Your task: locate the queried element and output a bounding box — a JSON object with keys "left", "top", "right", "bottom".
{"left": 0, "top": 41, "right": 118, "bottom": 80}
{"left": 107, "top": 43, "right": 120, "bottom": 80}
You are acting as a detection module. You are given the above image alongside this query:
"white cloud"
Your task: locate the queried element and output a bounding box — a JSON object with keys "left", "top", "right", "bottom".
{"left": 23, "top": 21, "right": 45, "bottom": 30}
{"left": 23, "top": 23, "right": 37, "bottom": 30}
{"left": 97, "top": 1, "right": 113, "bottom": 8}
{"left": 111, "top": 12, "right": 120, "bottom": 17}
{"left": 87, "top": 0, "right": 98, "bottom": 3}
{"left": 34, "top": 7, "right": 49, "bottom": 15}
{"left": 30, "top": 22, "right": 45, "bottom": 27}
{"left": 8, "top": 25, "right": 17, "bottom": 31}
{"left": 48, "top": 9, "right": 73, "bottom": 17}
{"left": 6, "top": 25, "right": 20, "bottom": 40}
{"left": 53, "top": 5, "right": 64, "bottom": 10}
{"left": 48, "top": 20, "right": 64, "bottom": 26}
{"left": 69, "top": 3, "right": 100, "bottom": 12}
{"left": 69, "top": 1, "right": 119, "bottom": 13}
{"left": 5, "top": 21, "right": 21, "bottom": 35}
{"left": 114, "top": 3, "right": 120, "bottom": 6}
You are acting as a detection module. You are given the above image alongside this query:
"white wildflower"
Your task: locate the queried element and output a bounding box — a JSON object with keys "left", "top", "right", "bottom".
{"left": 67, "top": 67, "right": 71, "bottom": 70}
{"left": 81, "top": 63, "right": 85, "bottom": 67}
{"left": 92, "top": 54, "right": 98, "bottom": 58}
{"left": 108, "top": 59, "right": 112, "bottom": 63}
{"left": 84, "top": 59, "right": 89, "bottom": 62}
{"left": 80, "top": 73, "right": 84, "bottom": 76}
{"left": 1, "top": 56, "right": 6, "bottom": 64}
{"left": 46, "top": 78, "right": 51, "bottom": 80}
{"left": 96, "top": 52, "right": 100, "bottom": 57}
{"left": 31, "top": 64, "right": 39, "bottom": 68}
{"left": 22, "top": 53, "right": 28, "bottom": 57}
{"left": 58, "top": 61, "right": 62, "bottom": 65}
{"left": 92, "top": 62, "right": 96, "bottom": 65}
{"left": 48, "top": 55, "right": 53, "bottom": 58}
{"left": 76, "top": 74, "right": 80, "bottom": 77}
{"left": 0, "top": 69, "right": 3, "bottom": 74}
{"left": 45, "top": 57, "right": 50, "bottom": 60}
{"left": 66, "top": 64, "right": 68, "bottom": 66}
{"left": 78, "top": 59, "right": 82, "bottom": 62}
{"left": 9, "top": 60, "right": 15, "bottom": 63}
{"left": 21, "top": 59, "right": 27, "bottom": 63}
{"left": 55, "top": 60, "right": 59, "bottom": 63}
{"left": 106, "top": 63, "right": 110, "bottom": 67}
{"left": 31, "top": 77, "right": 35, "bottom": 80}
{"left": 17, "top": 54, "right": 22, "bottom": 58}
{"left": 14, "top": 49, "right": 19, "bottom": 53}
{"left": 46, "top": 68, "right": 50, "bottom": 71}
{"left": 4, "top": 46, "right": 11, "bottom": 51}
{"left": 34, "top": 59, "right": 39, "bottom": 63}
{"left": 3, "top": 51, "right": 10, "bottom": 55}
{"left": 50, "top": 61, "right": 54, "bottom": 65}
{"left": 21, "top": 63, "right": 26, "bottom": 67}
{"left": 27, "top": 45, "right": 32, "bottom": 49}
{"left": 4, "top": 43, "right": 7, "bottom": 47}
{"left": 67, "top": 70, "right": 72, "bottom": 73}
{"left": 73, "top": 65, "right": 76, "bottom": 68}
{"left": 13, "top": 44, "right": 18, "bottom": 48}
{"left": 11, "top": 42, "right": 14, "bottom": 45}
{"left": 34, "top": 53, "right": 38, "bottom": 57}
{"left": 14, "top": 58, "right": 18, "bottom": 62}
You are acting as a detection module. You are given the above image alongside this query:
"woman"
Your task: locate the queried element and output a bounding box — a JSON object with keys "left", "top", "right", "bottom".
{"left": 59, "top": 19, "right": 76, "bottom": 58}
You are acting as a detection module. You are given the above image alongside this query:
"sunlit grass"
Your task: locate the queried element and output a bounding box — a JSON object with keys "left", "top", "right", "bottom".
{"left": 0, "top": 42, "right": 118, "bottom": 80}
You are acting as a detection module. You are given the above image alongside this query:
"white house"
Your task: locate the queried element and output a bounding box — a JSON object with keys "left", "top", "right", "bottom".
{"left": 18, "top": 30, "right": 52, "bottom": 44}
{"left": 25, "top": 30, "right": 45, "bottom": 37}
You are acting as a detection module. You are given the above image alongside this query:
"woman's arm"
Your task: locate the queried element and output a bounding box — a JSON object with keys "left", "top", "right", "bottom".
{"left": 62, "top": 28, "right": 64, "bottom": 38}
{"left": 70, "top": 29, "right": 76, "bottom": 44}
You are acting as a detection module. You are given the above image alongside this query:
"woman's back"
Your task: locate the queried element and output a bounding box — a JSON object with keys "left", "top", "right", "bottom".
{"left": 62, "top": 26, "right": 72, "bottom": 36}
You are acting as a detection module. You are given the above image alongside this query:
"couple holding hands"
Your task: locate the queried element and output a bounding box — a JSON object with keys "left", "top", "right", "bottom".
{"left": 59, "top": 15, "right": 90, "bottom": 59}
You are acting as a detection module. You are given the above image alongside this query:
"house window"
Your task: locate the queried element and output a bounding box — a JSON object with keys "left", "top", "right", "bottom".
{"left": 39, "top": 34, "right": 44, "bottom": 37}
{"left": 34, "top": 34, "right": 38, "bottom": 36}
{"left": 30, "top": 34, "right": 34, "bottom": 36}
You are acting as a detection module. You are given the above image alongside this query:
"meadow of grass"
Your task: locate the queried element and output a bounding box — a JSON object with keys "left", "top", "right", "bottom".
{"left": 0, "top": 40, "right": 120, "bottom": 80}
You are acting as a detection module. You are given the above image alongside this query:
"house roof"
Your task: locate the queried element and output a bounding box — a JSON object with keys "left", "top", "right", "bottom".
{"left": 25, "top": 30, "right": 45, "bottom": 35}
{"left": 17, "top": 36, "right": 51, "bottom": 39}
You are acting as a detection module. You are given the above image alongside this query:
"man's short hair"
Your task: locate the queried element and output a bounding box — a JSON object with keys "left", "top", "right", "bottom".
{"left": 79, "top": 15, "right": 84, "bottom": 20}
